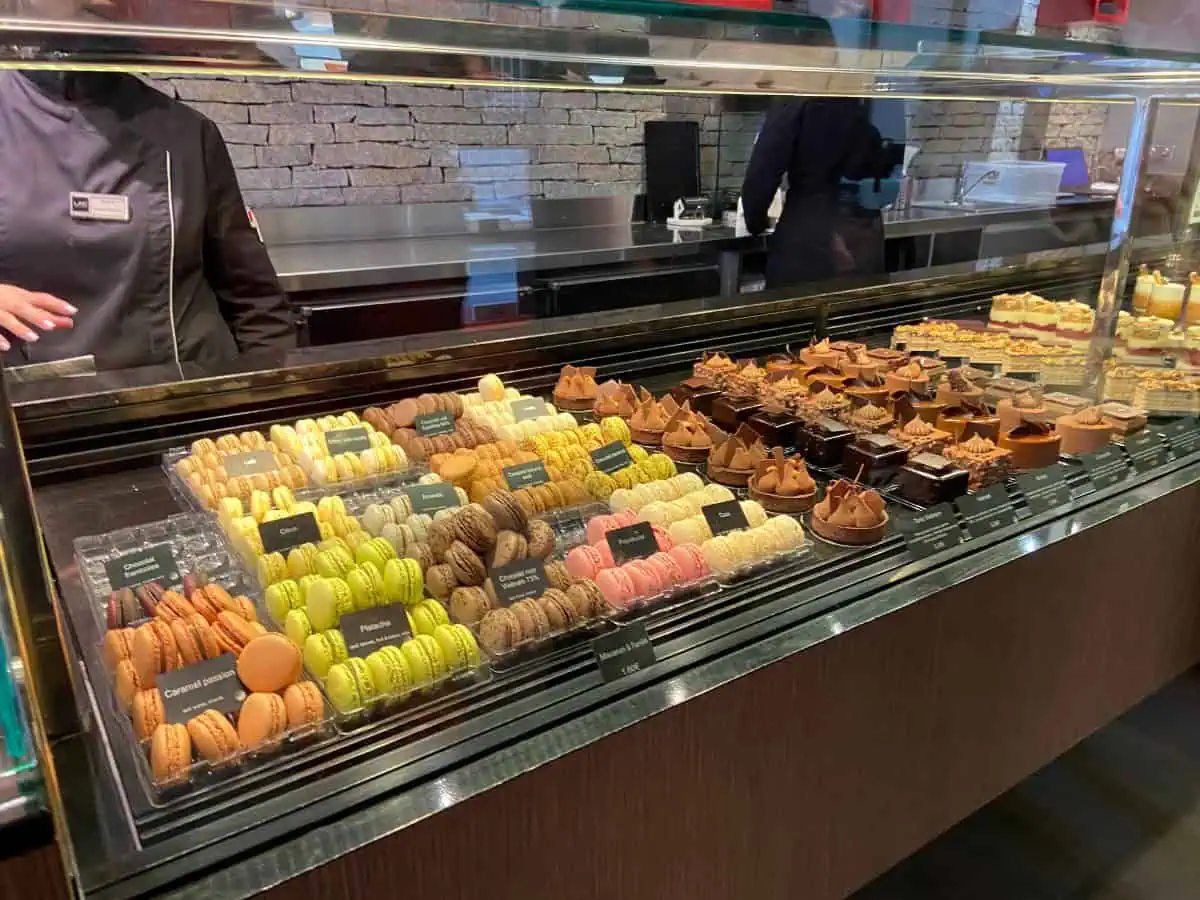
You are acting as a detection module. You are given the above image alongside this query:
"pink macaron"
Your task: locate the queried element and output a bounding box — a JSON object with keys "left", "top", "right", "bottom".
{"left": 668, "top": 544, "right": 709, "bottom": 581}
{"left": 565, "top": 544, "right": 604, "bottom": 581}
{"left": 624, "top": 560, "right": 664, "bottom": 598}
{"left": 650, "top": 524, "right": 674, "bottom": 552}
{"left": 595, "top": 567, "right": 636, "bottom": 609}
{"left": 613, "top": 508, "right": 639, "bottom": 527}
{"left": 595, "top": 538, "right": 615, "bottom": 569}
{"left": 585, "top": 514, "right": 618, "bottom": 546}
{"left": 647, "top": 551, "right": 683, "bottom": 587}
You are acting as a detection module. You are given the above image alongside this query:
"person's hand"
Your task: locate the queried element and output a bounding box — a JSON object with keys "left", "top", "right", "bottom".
{"left": 0, "top": 285, "right": 76, "bottom": 352}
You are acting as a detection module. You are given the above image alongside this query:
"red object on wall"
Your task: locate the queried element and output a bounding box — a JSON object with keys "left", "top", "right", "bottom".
{"left": 1036, "top": 0, "right": 1098, "bottom": 28}
{"left": 872, "top": 0, "right": 912, "bottom": 23}
{"left": 1094, "top": 0, "right": 1130, "bottom": 24}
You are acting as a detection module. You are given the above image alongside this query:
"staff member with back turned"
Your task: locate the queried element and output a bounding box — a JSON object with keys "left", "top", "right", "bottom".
{"left": 0, "top": 68, "right": 294, "bottom": 371}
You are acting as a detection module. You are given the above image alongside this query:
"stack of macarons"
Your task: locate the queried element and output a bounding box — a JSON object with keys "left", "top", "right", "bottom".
{"left": 473, "top": 577, "right": 610, "bottom": 656}
{"left": 580, "top": 453, "right": 677, "bottom": 502}
{"left": 563, "top": 539, "right": 710, "bottom": 610}
{"left": 264, "top": 556, "right": 426, "bottom": 637}
{"left": 364, "top": 391, "right": 465, "bottom": 437}
{"left": 608, "top": 472, "right": 708, "bottom": 513}
{"left": 634, "top": 483, "right": 739, "bottom": 528}
{"left": 174, "top": 433, "right": 307, "bottom": 510}
{"left": 699, "top": 516, "right": 806, "bottom": 577}
{"left": 461, "top": 399, "right": 574, "bottom": 433}
{"left": 358, "top": 479, "right": 469, "bottom": 543}
{"left": 665, "top": 499, "right": 770, "bottom": 547}
{"left": 449, "top": 557, "right": 577, "bottom": 626}
{"left": 222, "top": 495, "right": 372, "bottom": 581}
{"left": 389, "top": 419, "right": 499, "bottom": 463}
{"left": 428, "top": 443, "right": 539, "bottom": 489}
{"left": 268, "top": 413, "right": 409, "bottom": 486}
{"left": 105, "top": 572, "right": 206, "bottom": 630}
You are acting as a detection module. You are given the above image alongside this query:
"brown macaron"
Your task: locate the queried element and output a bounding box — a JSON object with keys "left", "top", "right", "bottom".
{"left": 236, "top": 634, "right": 302, "bottom": 693}
{"left": 427, "top": 520, "right": 457, "bottom": 559}
{"left": 135, "top": 582, "right": 166, "bottom": 615}
{"left": 150, "top": 723, "right": 192, "bottom": 783}
{"left": 172, "top": 614, "right": 219, "bottom": 666}
{"left": 131, "top": 688, "right": 166, "bottom": 740}
{"left": 282, "top": 682, "right": 325, "bottom": 729}
{"left": 187, "top": 709, "right": 241, "bottom": 762}
{"left": 132, "top": 619, "right": 180, "bottom": 687}
{"left": 526, "top": 519, "right": 557, "bottom": 559}
{"left": 567, "top": 580, "right": 607, "bottom": 619}
{"left": 537, "top": 589, "right": 578, "bottom": 631}
{"left": 510, "top": 598, "right": 551, "bottom": 640}
{"left": 425, "top": 564, "right": 459, "bottom": 600}
{"left": 444, "top": 541, "right": 487, "bottom": 587}
{"left": 407, "top": 542, "right": 437, "bottom": 573}
{"left": 448, "top": 586, "right": 492, "bottom": 626}
{"left": 452, "top": 504, "right": 498, "bottom": 554}
{"left": 488, "top": 530, "right": 528, "bottom": 569}
{"left": 103, "top": 628, "right": 136, "bottom": 669}
{"left": 543, "top": 559, "right": 574, "bottom": 592}
{"left": 212, "top": 611, "right": 260, "bottom": 657}
{"left": 106, "top": 587, "right": 142, "bottom": 629}
{"left": 482, "top": 490, "right": 528, "bottom": 534}
{"left": 237, "top": 692, "right": 288, "bottom": 749}
{"left": 153, "top": 590, "right": 196, "bottom": 623}
{"left": 477, "top": 607, "right": 521, "bottom": 654}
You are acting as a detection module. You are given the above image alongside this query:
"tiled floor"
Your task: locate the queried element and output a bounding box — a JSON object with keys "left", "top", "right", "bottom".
{"left": 854, "top": 668, "right": 1200, "bottom": 900}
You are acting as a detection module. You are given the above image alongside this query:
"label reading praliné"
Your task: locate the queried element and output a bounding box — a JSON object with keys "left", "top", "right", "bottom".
{"left": 606, "top": 522, "right": 659, "bottom": 564}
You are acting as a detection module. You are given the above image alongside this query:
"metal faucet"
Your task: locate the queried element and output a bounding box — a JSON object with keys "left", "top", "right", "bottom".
{"left": 953, "top": 166, "right": 1001, "bottom": 206}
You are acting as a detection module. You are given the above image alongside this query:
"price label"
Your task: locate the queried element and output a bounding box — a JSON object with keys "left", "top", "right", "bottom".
{"left": 503, "top": 460, "right": 550, "bottom": 491}
{"left": 954, "top": 484, "right": 1016, "bottom": 539}
{"left": 592, "top": 624, "right": 656, "bottom": 682}
{"left": 224, "top": 450, "right": 278, "bottom": 477}
{"left": 1015, "top": 467, "right": 1072, "bottom": 515}
{"left": 1161, "top": 418, "right": 1200, "bottom": 456}
{"left": 702, "top": 499, "right": 750, "bottom": 537}
{"left": 105, "top": 543, "right": 180, "bottom": 590}
{"left": 1124, "top": 430, "right": 1167, "bottom": 473}
{"left": 901, "top": 503, "right": 964, "bottom": 559}
{"left": 606, "top": 522, "right": 659, "bottom": 564}
{"left": 158, "top": 654, "right": 245, "bottom": 725}
{"left": 259, "top": 512, "right": 321, "bottom": 555}
{"left": 403, "top": 482, "right": 461, "bottom": 515}
{"left": 1079, "top": 445, "right": 1129, "bottom": 491}
{"left": 590, "top": 441, "right": 633, "bottom": 474}
{"left": 413, "top": 411, "right": 456, "bottom": 437}
{"left": 339, "top": 607, "right": 411, "bottom": 656}
{"left": 489, "top": 559, "right": 549, "bottom": 606}
{"left": 510, "top": 398, "right": 549, "bottom": 422}
{"left": 324, "top": 426, "right": 372, "bottom": 455}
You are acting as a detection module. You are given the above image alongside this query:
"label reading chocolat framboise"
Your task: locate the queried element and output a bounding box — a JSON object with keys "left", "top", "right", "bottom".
{"left": 413, "top": 411, "right": 456, "bottom": 438}
{"left": 590, "top": 441, "right": 633, "bottom": 475}
{"left": 606, "top": 522, "right": 659, "bottom": 565}
{"left": 511, "top": 398, "right": 550, "bottom": 423}
{"left": 105, "top": 543, "right": 180, "bottom": 591}
{"left": 1079, "top": 445, "right": 1129, "bottom": 491}
{"left": 1015, "top": 467, "right": 1072, "bottom": 515}
{"left": 901, "top": 503, "right": 964, "bottom": 559}
{"left": 403, "top": 482, "right": 461, "bottom": 515}
{"left": 324, "top": 426, "right": 372, "bottom": 455}
{"left": 1125, "top": 430, "right": 1167, "bottom": 473}
{"left": 955, "top": 484, "right": 1016, "bottom": 539}
{"left": 159, "top": 653, "right": 245, "bottom": 725}
{"left": 224, "top": 450, "right": 278, "bottom": 478}
{"left": 503, "top": 460, "right": 550, "bottom": 491}
{"left": 702, "top": 500, "right": 750, "bottom": 537}
{"left": 592, "top": 624, "right": 655, "bottom": 682}
{"left": 489, "top": 559, "right": 549, "bottom": 606}
{"left": 339, "top": 608, "right": 411, "bottom": 657}
{"left": 259, "top": 512, "right": 322, "bottom": 555}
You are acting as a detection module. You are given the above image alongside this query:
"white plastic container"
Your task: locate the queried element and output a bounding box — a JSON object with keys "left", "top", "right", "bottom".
{"left": 962, "top": 161, "right": 1066, "bottom": 207}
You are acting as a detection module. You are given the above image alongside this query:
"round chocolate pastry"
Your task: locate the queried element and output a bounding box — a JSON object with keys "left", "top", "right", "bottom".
{"left": 537, "top": 589, "right": 578, "bottom": 631}
{"left": 478, "top": 607, "right": 521, "bottom": 654}
{"left": 425, "top": 564, "right": 459, "bottom": 599}
{"left": 526, "top": 519, "right": 557, "bottom": 559}
{"left": 406, "top": 542, "right": 437, "bottom": 573}
{"left": 427, "top": 520, "right": 457, "bottom": 559}
{"left": 543, "top": 559, "right": 574, "bottom": 592}
{"left": 483, "top": 490, "right": 528, "bottom": 534}
{"left": 445, "top": 540, "right": 487, "bottom": 587}
{"left": 449, "top": 586, "right": 492, "bottom": 626}
{"left": 566, "top": 581, "right": 606, "bottom": 619}
{"left": 510, "top": 598, "right": 551, "bottom": 640}
{"left": 452, "top": 503, "right": 498, "bottom": 553}
{"left": 488, "top": 531, "right": 528, "bottom": 569}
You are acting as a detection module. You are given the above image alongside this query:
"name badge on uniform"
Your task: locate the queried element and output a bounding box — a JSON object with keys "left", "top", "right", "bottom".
{"left": 69, "top": 192, "right": 130, "bottom": 223}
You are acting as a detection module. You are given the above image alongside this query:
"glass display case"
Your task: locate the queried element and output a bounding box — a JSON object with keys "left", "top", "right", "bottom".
{"left": 6, "top": 2, "right": 1200, "bottom": 898}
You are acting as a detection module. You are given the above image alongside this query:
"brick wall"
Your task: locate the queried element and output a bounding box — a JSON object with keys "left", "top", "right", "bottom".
{"left": 1044, "top": 102, "right": 1111, "bottom": 167}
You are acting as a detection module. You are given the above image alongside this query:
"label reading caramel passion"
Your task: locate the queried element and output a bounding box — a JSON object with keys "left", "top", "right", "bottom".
{"left": 413, "top": 411, "right": 456, "bottom": 438}
{"left": 105, "top": 543, "right": 180, "bottom": 591}
{"left": 502, "top": 460, "right": 550, "bottom": 491}
{"left": 339, "top": 607, "right": 411, "bottom": 657}
{"left": 955, "top": 484, "right": 1016, "bottom": 539}
{"left": 224, "top": 450, "right": 278, "bottom": 478}
{"left": 592, "top": 624, "right": 656, "bottom": 682}
{"left": 901, "top": 503, "right": 964, "bottom": 559}
{"left": 259, "top": 512, "right": 322, "bottom": 555}
{"left": 1015, "top": 467, "right": 1071, "bottom": 515}
{"left": 159, "top": 654, "right": 245, "bottom": 725}
{"left": 324, "top": 426, "right": 372, "bottom": 455}
{"left": 403, "top": 482, "right": 461, "bottom": 515}
{"left": 1161, "top": 417, "right": 1200, "bottom": 457}
{"left": 1125, "top": 430, "right": 1167, "bottom": 473}
{"left": 489, "top": 559, "right": 549, "bottom": 606}
{"left": 702, "top": 499, "right": 750, "bottom": 537}
{"left": 590, "top": 441, "right": 633, "bottom": 474}
{"left": 1079, "top": 445, "right": 1129, "bottom": 491}
{"left": 511, "top": 397, "right": 550, "bottom": 423}
{"left": 607, "top": 522, "right": 659, "bottom": 565}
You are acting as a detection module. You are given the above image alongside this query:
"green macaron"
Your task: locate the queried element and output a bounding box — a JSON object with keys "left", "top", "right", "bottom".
{"left": 400, "top": 634, "right": 446, "bottom": 685}
{"left": 365, "top": 646, "right": 413, "bottom": 697}
{"left": 307, "top": 577, "right": 353, "bottom": 630}
{"left": 346, "top": 566, "right": 382, "bottom": 611}
{"left": 406, "top": 599, "right": 450, "bottom": 636}
{"left": 324, "top": 657, "right": 376, "bottom": 713}
{"left": 434, "top": 623, "right": 481, "bottom": 670}
{"left": 265, "top": 579, "right": 303, "bottom": 624}
{"left": 303, "top": 629, "right": 347, "bottom": 678}
{"left": 284, "top": 608, "right": 313, "bottom": 647}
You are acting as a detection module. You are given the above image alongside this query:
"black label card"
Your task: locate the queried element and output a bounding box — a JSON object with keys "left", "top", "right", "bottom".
{"left": 702, "top": 500, "right": 750, "bottom": 537}
{"left": 503, "top": 460, "right": 550, "bottom": 491}
{"left": 159, "top": 654, "right": 245, "bottom": 725}
{"left": 324, "top": 426, "right": 372, "bottom": 455}
{"left": 607, "top": 522, "right": 659, "bottom": 564}
{"left": 224, "top": 450, "right": 278, "bottom": 477}
{"left": 1161, "top": 418, "right": 1200, "bottom": 456}
{"left": 1006, "top": 370, "right": 1041, "bottom": 383}
{"left": 105, "top": 543, "right": 180, "bottom": 590}
{"left": 413, "top": 411, "right": 456, "bottom": 437}
{"left": 490, "top": 559, "right": 549, "bottom": 606}
{"left": 340, "top": 607, "right": 411, "bottom": 656}
{"left": 902, "top": 503, "right": 964, "bottom": 559}
{"left": 592, "top": 624, "right": 656, "bottom": 682}
{"left": 939, "top": 355, "right": 968, "bottom": 368}
{"left": 1125, "top": 430, "right": 1167, "bottom": 473}
{"left": 590, "top": 441, "right": 633, "bottom": 474}
{"left": 909, "top": 349, "right": 938, "bottom": 358}
{"left": 1015, "top": 467, "right": 1072, "bottom": 515}
{"left": 972, "top": 361, "right": 1004, "bottom": 375}
{"left": 259, "top": 512, "right": 321, "bottom": 555}
{"left": 511, "top": 398, "right": 549, "bottom": 422}
{"left": 403, "top": 482, "right": 461, "bottom": 515}
{"left": 955, "top": 484, "right": 1017, "bottom": 539}
{"left": 1079, "top": 445, "right": 1129, "bottom": 491}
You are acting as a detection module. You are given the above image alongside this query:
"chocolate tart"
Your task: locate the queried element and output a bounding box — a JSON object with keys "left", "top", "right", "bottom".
{"left": 711, "top": 394, "right": 764, "bottom": 433}
{"left": 670, "top": 377, "right": 722, "bottom": 417}
{"left": 810, "top": 480, "right": 889, "bottom": 545}
{"left": 1097, "top": 401, "right": 1147, "bottom": 436}
{"left": 662, "top": 404, "right": 725, "bottom": 464}
{"left": 707, "top": 426, "right": 769, "bottom": 487}
{"left": 805, "top": 366, "right": 852, "bottom": 394}
{"left": 842, "top": 434, "right": 909, "bottom": 486}
{"left": 936, "top": 402, "right": 1001, "bottom": 442}
{"left": 746, "top": 408, "right": 802, "bottom": 450}
{"left": 943, "top": 431, "right": 1013, "bottom": 490}
{"left": 629, "top": 391, "right": 677, "bottom": 446}
{"left": 1040, "top": 391, "right": 1092, "bottom": 417}
{"left": 748, "top": 448, "right": 817, "bottom": 513}
{"left": 801, "top": 417, "right": 854, "bottom": 467}
{"left": 1056, "top": 407, "right": 1114, "bottom": 455}
{"left": 868, "top": 348, "right": 909, "bottom": 371}
{"left": 998, "top": 420, "right": 1062, "bottom": 470}
{"left": 896, "top": 453, "right": 969, "bottom": 506}
{"left": 843, "top": 375, "right": 889, "bottom": 408}
{"left": 888, "top": 389, "right": 946, "bottom": 425}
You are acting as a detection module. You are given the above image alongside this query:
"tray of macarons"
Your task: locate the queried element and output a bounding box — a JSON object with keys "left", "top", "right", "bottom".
{"left": 78, "top": 532, "right": 335, "bottom": 805}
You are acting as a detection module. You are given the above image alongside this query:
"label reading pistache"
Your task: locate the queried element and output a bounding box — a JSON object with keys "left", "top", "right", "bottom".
{"left": 955, "top": 484, "right": 1017, "bottom": 539}
{"left": 606, "top": 522, "right": 659, "bottom": 564}
{"left": 1125, "top": 430, "right": 1167, "bottom": 473}
{"left": 489, "top": 559, "right": 549, "bottom": 606}
{"left": 259, "top": 512, "right": 322, "bottom": 555}
{"left": 105, "top": 543, "right": 180, "bottom": 590}
{"left": 1079, "top": 445, "right": 1129, "bottom": 491}
{"left": 224, "top": 450, "right": 278, "bottom": 478}
{"left": 592, "top": 624, "right": 656, "bottom": 682}
{"left": 503, "top": 460, "right": 550, "bottom": 491}
{"left": 702, "top": 499, "right": 750, "bottom": 537}
{"left": 590, "top": 441, "right": 633, "bottom": 474}
{"left": 159, "top": 654, "right": 244, "bottom": 725}
{"left": 324, "top": 426, "right": 372, "bottom": 455}
{"left": 339, "top": 608, "right": 411, "bottom": 656}
{"left": 1015, "top": 467, "right": 1072, "bottom": 515}
{"left": 413, "top": 411, "right": 456, "bottom": 438}
{"left": 902, "top": 503, "right": 964, "bottom": 558}
{"left": 511, "top": 398, "right": 550, "bottom": 422}
{"left": 403, "top": 482, "right": 461, "bottom": 515}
